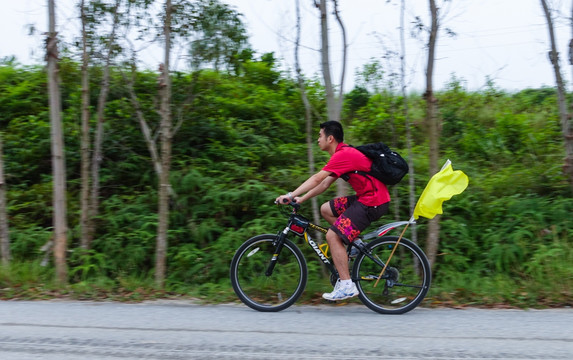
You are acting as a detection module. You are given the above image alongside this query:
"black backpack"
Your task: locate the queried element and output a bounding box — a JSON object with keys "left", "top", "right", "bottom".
{"left": 342, "top": 142, "right": 409, "bottom": 186}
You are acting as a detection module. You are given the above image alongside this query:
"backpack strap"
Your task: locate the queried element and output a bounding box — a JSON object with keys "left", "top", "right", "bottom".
{"left": 340, "top": 170, "right": 378, "bottom": 193}
{"left": 339, "top": 144, "right": 353, "bottom": 182}
{"left": 341, "top": 170, "right": 368, "bottom": 181}
{"left": 339, "top": 144, "right": 379, "bottom": 191}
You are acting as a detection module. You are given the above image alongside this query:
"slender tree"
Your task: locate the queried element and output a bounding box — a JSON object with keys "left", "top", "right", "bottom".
{"left": 424, "top": 0, "right": 441, "bottom": 268}
{"left": 47, "top": 0, "right": 68, "bottom": 284}
{"left": 541, "top": 0, "right": 573, "bottom": 192}
{"left": 400, "top": 0, "right": 417, "bottom": 245}
{"left": 79, "top": 0, "right": 91, "bottom": 250}
{"left": 86, "top": 0, "right": 122, "bottom": 249}
{"left": 126, "top": 66, "right": 162, "bottom": 177}
{"left": 316, "top": 0, "right": 336, "bottom": 122}
{"left": 0, "top": 134, "right": 10, "bottom": 266}
{"left": 315, "top": 0, "right": 348, "bottom": 196}
{"left": 315, "top": 0, "right": 347, "bottom": 123}
{"left": 121, "top": 1, "right": 246, "bottom": 287}
{"left": 569, "top": 4, "right": 573, "bottom": 191}
{"left": 332, "top": 0, "right": 347, "bottom": 120}
{"left": 295, "top": 0, "right": 322, "bottom": 242}
{"left": 155, "top": 0, "right": 173, "bottom": 288}
{"left": 124, "top": 0, "right": 246, "bottom": 181}
{"left": 571, "top": 4, "right": 573, "bottom": 93}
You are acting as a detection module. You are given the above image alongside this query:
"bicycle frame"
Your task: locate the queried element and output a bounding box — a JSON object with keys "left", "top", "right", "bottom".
{"left": 303, "top": 225, "right": 337, "bottom": 273}
{"left": 270, "top": 203, "right": 414, "bottom": 282}
{"left": 267, "top": 210, "right": 337, "bottom": 277}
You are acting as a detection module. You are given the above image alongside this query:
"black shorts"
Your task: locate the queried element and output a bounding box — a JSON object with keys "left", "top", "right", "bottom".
{"left": 329, "top": 195, "right": 389, "bottom": 244}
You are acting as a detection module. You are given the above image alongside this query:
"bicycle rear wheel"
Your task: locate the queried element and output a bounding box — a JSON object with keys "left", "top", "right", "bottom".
{"left": 230, "top": 234, "right": 307, "bottom": 312}
{"left": 353, "top": 236, "right": 431, "bottom": 314}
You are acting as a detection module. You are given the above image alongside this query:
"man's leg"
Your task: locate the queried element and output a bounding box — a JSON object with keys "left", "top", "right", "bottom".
{"left": 321, "top": 201, "right": 337, "bottom": 225}
{"left": 326, "top": 229, "right": 350, "bottom": 280}
{"left": 322, "top": 229, "right": 358, "bottom": 301}
{"left": 322, "top": 197, "right": 352, "bottom": 280}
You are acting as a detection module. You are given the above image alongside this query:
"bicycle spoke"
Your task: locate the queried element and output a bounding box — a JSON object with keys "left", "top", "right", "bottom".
{"left": 353, "top": 236, "right": 431, "bottom": 314}
{"left": 394, "top": 283, "right": 424, "bottom": 289}
{"left": 231, "top": 235, "right": 307, "bottom": 312}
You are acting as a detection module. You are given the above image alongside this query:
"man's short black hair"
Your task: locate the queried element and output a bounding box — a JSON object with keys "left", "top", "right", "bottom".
{"left": 320, "top": 121, "right": 344, "bottom": 143}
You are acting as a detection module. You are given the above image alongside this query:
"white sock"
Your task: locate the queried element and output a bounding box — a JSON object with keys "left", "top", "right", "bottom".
{"left": 340, "top": 279, "right": 353, "bottom": 287}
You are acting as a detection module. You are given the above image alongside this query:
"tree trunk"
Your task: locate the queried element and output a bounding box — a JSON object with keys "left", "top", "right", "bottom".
{"left": 86, "top": 0, "right": 122, "bottom": 249}
{"left": 425, "top": 0, "right": 441, "bottom": 269}
{"left": 317, "top": 0, "right": 337, "bottom": 123}
{"left": 569, "top": 5, "right": 573, "bottom": 191}
{"left": 400, "top": 0, "right": 417, "bottom": 244}
{"left": 316, "top": 0, "right": 348, "bottom": 197}
{"left": 332, "top": 0, "right": 347, "bottom": 121}
{"left": 295, "top": 0, "right": 321, "bottom": 235}
{"left": 47, "top": 0, "right": 68, "bottom": 284}
{"left": 0, "top": 135, "right": 10, "bottom": 266}
{"left": 127, "top": 78, "right": 163, "bottom": 176}
{"left": 155, "top": 0, "right": 173, "bottom": 288}
{"left": 79, "top": 0, "right": 91, "bottom": 251}
{"left": 541, "top": 0, "right": 573, "bottom": 192}
{"left": 296, "top": 0, "right": 327, "bottom": 278}
{"left": 124, "top": 55, "right": 178, "bottom": 197}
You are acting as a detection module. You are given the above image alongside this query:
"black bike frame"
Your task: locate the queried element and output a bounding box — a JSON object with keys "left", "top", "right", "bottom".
{"left": 303, "top": 221, "right": 389, "bottom": 272}
{"left": 266, "top": 203, "right": 394, "bottom": 285}
{"left": 265, "top": 209, "right": 338, "bottom": 277}
{"left": 302, "top": 224, "right": 338, "bottom": 276}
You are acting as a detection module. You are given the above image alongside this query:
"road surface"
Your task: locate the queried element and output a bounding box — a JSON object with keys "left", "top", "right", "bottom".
{"left": 0, "top": 300, "right": 572, "bottom": 359}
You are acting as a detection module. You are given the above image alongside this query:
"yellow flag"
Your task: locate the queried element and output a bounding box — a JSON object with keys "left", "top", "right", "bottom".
{"left": 413, "top": 160, "right": 469, "bottom": 220}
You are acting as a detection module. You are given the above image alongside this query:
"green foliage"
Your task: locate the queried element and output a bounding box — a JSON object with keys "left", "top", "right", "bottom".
{"left": 0, "top": 58, "right": 572, "bottom": 308}
{"left": 0, "top": 260, "right": 53, "bottom": 286}
{"left": 188, "top": 0, "right": 249, "bottom": 71}
{"left": 9, "top": 226, "right": 52, "bottom": 260}
{"left": 69, "top": 250, "right": 110, "bottom": 281}
{"left": 90, "top": 193, "right": 158, "bottom": 277}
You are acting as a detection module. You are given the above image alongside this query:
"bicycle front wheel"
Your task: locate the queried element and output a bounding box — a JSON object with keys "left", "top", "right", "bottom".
{"left": 353, "top": 236, "right": 431, "bottom": 314}
{"left": 230, "top": 234, "right": 307, "bottom": 312}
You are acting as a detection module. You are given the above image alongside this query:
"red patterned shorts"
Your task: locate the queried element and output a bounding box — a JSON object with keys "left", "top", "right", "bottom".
{"left": 329, "top": 196, "right": 389, "bottom": 244}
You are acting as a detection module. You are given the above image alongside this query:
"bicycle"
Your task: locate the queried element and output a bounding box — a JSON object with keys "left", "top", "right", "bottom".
{"left": 230, "top": 201, "right": 431, "bottom": 314}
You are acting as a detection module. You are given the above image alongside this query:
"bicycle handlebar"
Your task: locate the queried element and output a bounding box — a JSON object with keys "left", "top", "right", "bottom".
{"left": 275, "top": 199, "right": 301, "bottom": 211}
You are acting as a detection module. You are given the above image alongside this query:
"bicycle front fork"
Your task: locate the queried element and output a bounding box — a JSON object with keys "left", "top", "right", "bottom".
{"left": 265, "top": 227, "right": 289, "bottom": 276}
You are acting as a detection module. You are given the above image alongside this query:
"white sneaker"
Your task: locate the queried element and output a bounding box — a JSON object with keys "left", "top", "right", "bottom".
{"left": 322, "top": 280, "right": 359, "bottom": 301}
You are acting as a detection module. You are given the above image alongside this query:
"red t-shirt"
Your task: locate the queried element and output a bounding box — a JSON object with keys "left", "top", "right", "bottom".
{"left": 322, "top": 143, "right": 391, "bottom": 206}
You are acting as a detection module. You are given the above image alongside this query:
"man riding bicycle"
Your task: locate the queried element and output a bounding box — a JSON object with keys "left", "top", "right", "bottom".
{"left": 276, "top": 121, "right": 390, "bottom": 301}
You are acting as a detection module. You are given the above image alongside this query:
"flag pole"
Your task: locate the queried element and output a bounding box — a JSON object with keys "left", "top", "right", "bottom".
{"left": 374, "top": 216, "right": 414, "bottom": 288}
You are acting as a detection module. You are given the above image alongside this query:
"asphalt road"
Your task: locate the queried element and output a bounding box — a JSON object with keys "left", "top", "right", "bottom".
{"left": 0, "top": 300, "right": 572, "bottom": 359}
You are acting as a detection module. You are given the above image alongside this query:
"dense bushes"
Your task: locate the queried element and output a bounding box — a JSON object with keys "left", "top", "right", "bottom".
{"left": 0, "top": 58, "right": 571, "bottom": 306}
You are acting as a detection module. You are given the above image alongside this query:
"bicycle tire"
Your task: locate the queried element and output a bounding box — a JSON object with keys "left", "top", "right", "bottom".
{"left": 230, "top": 234, "right": 307, "bottom": 312}
{"left": 353, "top": 236, "right": 431, "bottom": 314}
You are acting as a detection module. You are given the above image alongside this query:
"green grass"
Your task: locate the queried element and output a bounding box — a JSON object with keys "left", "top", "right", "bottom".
{"left": 1, "top": 258, "right": 571, "bottom": 308}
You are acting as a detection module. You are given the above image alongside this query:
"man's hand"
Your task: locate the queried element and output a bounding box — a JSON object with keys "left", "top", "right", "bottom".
{"left": 276, "top": 192, "right": 304, "bottom": 204}
{"left": 275, "top": 194, "right": 294, "bottom": 204}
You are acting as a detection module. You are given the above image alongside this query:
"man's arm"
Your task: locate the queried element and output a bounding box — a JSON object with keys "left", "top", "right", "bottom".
{"left": 296, "top": 173, "right": 336, "bottom": 203}
{"left": 276, "top": 170, "right": 335, "bottom": 204}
